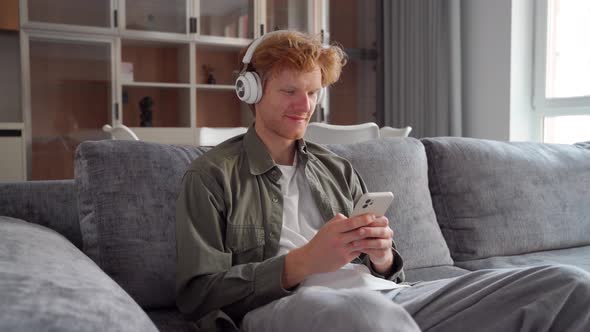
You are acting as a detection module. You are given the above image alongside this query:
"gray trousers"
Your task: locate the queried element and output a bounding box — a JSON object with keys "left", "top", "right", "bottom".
{"left": 241, "top": 265, "right": 590, "bottom": 332}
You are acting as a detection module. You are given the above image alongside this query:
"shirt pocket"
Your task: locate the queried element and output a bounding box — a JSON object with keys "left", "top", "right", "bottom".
{"left": 226, "top": 225, "right": 266, "bottom": 265}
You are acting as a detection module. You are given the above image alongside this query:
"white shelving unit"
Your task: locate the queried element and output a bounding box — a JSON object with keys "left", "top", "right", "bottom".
{"left": 13, "top": 0, "right": 326, "bottom": 180}
{"left": 0, "top": 123, "right": 25, "bottom": 181}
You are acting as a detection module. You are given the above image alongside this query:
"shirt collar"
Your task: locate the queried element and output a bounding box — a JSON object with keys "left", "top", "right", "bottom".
{"left": 243, "top": 124, "right": 315, "bottom": 176}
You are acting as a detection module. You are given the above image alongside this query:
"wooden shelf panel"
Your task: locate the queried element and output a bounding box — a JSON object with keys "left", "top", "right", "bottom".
{"left": 121, "top": 41, "right": 190, "bottom": 84}
{"left": 123, "top": 82, "right": 191, "bottom": 88}
{"left": 0, "top": 0, "right": 19, "bottom": 31}
{"left": 122, "top": 86, "right": 190, "bottom": 128}
{"left": 196, "top": 89, "right": 245, "bottom": 127}
{"left": 196, "top": 47, "right": 242, "bottom": 86}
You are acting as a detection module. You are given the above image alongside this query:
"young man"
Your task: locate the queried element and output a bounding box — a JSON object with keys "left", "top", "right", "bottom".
{"left": 176, "top": 30, "right": 590, "bottom": 331}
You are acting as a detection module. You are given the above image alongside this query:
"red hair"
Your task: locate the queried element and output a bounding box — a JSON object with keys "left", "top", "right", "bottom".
{"left": 239, "top": 30, "right": 347, "bottom": 87}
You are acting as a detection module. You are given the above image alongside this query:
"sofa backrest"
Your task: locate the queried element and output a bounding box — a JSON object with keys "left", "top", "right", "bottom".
{"left": 74, "top": 138, "right": 452, "bottom": 309}
{"left": 75, "top": 140, "right": 209, "bottom": 309}
{"left": 422, "top": 137, "right": 590, "bottom": 262}
{"left": 328, "top": 138, "right": 453, "bottom": 270}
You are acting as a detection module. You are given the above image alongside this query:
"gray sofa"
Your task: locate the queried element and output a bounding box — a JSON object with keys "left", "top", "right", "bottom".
{"left": 1, "top": 137, "right": 589, "bottom": 331}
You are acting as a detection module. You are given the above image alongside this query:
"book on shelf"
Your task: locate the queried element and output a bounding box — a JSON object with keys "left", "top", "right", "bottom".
{"left": 238, "top": 15, "right": 248, "bottom": 38}
{"left": 224, "top": 21, "right": 237, "bottom": 38}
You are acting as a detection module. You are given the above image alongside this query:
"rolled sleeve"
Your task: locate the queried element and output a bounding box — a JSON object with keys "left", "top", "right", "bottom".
{"left": 362, "top": 241, "right": 405, "bottom": 283}
{"left": 254, "top": 255, "right": 292, "bottom": 301}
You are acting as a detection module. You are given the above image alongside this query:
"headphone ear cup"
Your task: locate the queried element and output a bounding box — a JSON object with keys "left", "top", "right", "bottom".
{"left": 235, "top": 75, "right": 249, "bottom": 102}
{"left": 249, "top": 72, "right": 263, "bottom": 104}
{"left": 317, "top": 87, "right": 326, "bottom": 104}
{"left": 235, "top": 72, "right": 262, "bottom": 104}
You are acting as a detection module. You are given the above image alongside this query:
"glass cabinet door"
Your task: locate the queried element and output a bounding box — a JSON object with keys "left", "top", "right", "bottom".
{"left": 125, "top": 0, "right": 188, "bottom": 34}
{"left": 327, "top": 0, "right": 379, "bottom": 125}
{"left": 120, "top": 40, "right": 191, "bottom": 127}
{"left": 28, "top": 38, "right": 113, "bottom": 180}
{"left": 198, "top": 0, "right": 254, "bottom": 38}
{"left": 266, "top": 0, "right": 310, "bottom": 32}
{"left": 27, "top": 0, "right": 112, "bottom": 27}
{"left": 195, "top": 45, "right": 251, "bottom": 127}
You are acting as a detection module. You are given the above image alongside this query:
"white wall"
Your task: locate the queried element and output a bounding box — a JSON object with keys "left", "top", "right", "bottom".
{"left": 509, "top": 0, "right": 536, "bottom": 142}
{"left": 461, "top": 0, "right": 537, "bottom": 141}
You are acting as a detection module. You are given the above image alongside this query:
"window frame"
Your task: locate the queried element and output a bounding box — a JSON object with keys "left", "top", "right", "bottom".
{"left": 532, "top": 0, "right": 590, "bottom": 142}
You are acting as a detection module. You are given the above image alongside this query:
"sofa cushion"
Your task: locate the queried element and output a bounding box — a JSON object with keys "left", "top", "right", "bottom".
{"left": 75, "top": 140, "right": 209, "bottom": 309}
{"left": 328, "top": 138, "right": 454, "bottom": 269}
{"left": 456, "top": 246, "right": 590, "bottom": 273}
{"left": 422, "top": 137, "right": 590, "bottom": 261}
{"left": 0, "top": 216, "right": 157, "bottom": 332}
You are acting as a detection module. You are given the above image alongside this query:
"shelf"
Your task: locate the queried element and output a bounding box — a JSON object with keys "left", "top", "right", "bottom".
{"left": 122, "top": 86, "right": 191, "bottom": 127}
{"left": 18, "top": 0, "right": 322, "bottom": 180}
{"left": 196, "top": 84, "right": 235, "bottom": 91}
{"left": 195, "top": 35, "right": 251, "bottom": 49}
{"left": 122, "top": 82, "right": 191, "bottom": 88}
{"left": 121, "top": 40, "right": 190, "bottom": 84}
{"left": 0, "top": 122, "right": 24, "bottom": 130}
{"left": 196, "top": 89, "right": 247, "bottom": 127}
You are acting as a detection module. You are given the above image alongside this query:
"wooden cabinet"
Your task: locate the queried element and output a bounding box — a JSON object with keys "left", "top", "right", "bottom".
{"left": 0, "top": 0, "right": 19, "bottom": 31}
{"left": 17, "top": 0, "right": 324, "bottom": 179}
{"left": 27, "top": 39, "right": 113, "bottom": 180}
{"left": 328, "top": 0, "right": 380, "bottom": 125}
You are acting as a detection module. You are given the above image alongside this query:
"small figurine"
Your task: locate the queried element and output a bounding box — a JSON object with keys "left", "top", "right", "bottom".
{"left": 202, "top": 65, "right": 217, "bottom": 84}
{"left": 139, "top": 96, "right": 153, "bottom": 127}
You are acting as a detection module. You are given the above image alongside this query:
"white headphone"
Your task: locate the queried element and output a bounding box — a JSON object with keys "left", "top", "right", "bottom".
{"left": 235, "top": 30, "right": 325, "bottom": 105}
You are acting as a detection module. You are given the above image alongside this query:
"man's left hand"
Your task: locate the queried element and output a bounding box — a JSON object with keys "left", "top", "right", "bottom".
{"left": 349, "top": 216, "right": 394, "bottom": 275}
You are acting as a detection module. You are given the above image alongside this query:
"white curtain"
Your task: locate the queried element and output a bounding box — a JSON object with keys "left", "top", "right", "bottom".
{"left": 383, "top": 0, "right": 462, "bottom": 137}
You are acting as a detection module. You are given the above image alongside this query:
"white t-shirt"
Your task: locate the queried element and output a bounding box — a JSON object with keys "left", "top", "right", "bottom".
{"left": 275, "top": 158, "right": 404, "bottom": 291}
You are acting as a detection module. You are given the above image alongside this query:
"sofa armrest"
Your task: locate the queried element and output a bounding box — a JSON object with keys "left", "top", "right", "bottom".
{"left": 0, "top": 216, "right": 158, "bottom": 331}
{"left": 0, "top": 179, "right": 81, "bottom": 249}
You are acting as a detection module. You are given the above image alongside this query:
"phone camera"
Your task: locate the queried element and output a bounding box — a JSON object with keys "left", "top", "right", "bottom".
{"left": 362, "top": 199, "right": 374, "bottom": 208}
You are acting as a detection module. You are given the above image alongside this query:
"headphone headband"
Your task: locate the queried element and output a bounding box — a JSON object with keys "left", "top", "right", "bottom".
{"left": 241, "top": 30, "right": 287, "bottom": 65}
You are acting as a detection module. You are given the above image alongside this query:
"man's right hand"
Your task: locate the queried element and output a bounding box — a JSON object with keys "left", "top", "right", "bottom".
{"left": 282, "top": 213, "right": 390, "bottom": 289}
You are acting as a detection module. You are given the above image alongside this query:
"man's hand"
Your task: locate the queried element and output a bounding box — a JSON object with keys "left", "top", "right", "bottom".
{"left": 282, "top": 213, "right": 394, "bottom": 289}
{"left": 351, "top": 217, "right": 394, "bottom": 275}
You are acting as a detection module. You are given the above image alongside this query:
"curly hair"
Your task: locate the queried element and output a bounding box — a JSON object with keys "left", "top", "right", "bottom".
{"left": 239, "top": 30, "right": 348, "bottom": 90}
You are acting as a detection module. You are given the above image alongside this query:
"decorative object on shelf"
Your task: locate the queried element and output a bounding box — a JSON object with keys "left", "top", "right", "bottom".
{"left": 122, "top": 90, "right": 129, "bottom": 104}
{"left": 139, "top": 96, "right": 153, "bottom": 127}
{"left": 147, "top": 13, "right": 156, "bottom": 30}
{"left": 102, "top": 124, "right": 139, "bottom": 141}
{"left": 202, "top": 65, "right": 216, "bottom": 84}
{"left": 121, "top": 62, "right": 134, "bottom": 82}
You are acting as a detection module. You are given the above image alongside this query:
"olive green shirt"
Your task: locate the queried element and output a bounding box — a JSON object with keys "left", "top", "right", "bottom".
{"left": 175, "top": 126, "right": 405, "bottom": 327}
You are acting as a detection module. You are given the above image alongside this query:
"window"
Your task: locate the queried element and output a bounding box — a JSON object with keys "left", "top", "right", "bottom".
{"left": 534, "top": 0, "right": 590, "bottom": 143}
{"left": 544, "top": 115, "right": 590, "bottom": 144}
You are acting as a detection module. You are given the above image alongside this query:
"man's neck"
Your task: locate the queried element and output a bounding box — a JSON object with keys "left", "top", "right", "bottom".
{"left": 255, "top": 125, "right": 297, "bottom": 166}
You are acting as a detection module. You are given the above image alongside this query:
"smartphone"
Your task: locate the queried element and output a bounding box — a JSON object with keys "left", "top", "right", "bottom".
{"left": 350, "top": 192, "right": 394, "bottom": 217}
